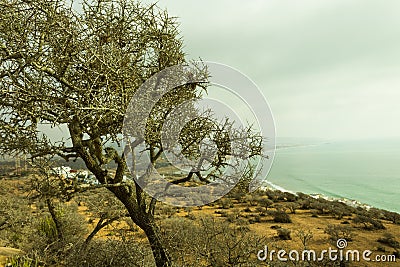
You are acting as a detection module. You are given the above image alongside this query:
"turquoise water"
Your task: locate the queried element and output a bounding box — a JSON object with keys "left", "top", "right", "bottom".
{"left": 266, "top": 139, "right": 400, "bottom": 212}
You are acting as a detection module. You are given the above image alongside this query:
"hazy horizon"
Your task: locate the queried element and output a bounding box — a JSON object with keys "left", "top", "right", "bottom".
{"left": 150, "top": 0, "right": 400, "bottom": 141}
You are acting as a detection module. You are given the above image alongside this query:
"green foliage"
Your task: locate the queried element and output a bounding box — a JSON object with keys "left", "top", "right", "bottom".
{"left": 37, "top": 215, "right": 58, "bottom": 242}
{"left": 5, "top": 255, "right": 41, "bottom": 267}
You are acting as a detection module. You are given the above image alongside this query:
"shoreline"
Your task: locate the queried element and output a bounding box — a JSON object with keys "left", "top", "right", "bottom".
{"left": 261, "top": 180, "right": 389, "bottom": 213}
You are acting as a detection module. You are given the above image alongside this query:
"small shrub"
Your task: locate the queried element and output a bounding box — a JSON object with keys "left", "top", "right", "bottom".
{"left": 265, "top": 190, "right": 279, "bottom": 202}
{"left": 353, "top": 215, "right": 385, "bottom": 230}
{"left": 299, "top": 199, "right": 311, "bottom": 210}
{"left": 285, "top": 203, "right": 299, "bottom": 214}
{"left": 258, "top": 197, "right": 273, "bottom": 210}
{"left": 377, "top": 233, "right": 400, "bottom": 249}
{"left": 296, "top": 192, "right": 311, "bottom": 200}
{"left": 367, "top": 208, "right": 384, "bottom": 220}
{"left": 377, "top": 246, "right": 386, "bottom": 252}
{"left": 325, "top": 224, "right": 354, "bottom": 242}
{"left": 249, "top": 214, "right": 261, "bottom": 224}
{"left": 255, "top": 206, "right": 266, "bottom": 214}
{"left": 272, "top": 211, "right": 292, "bottom": 223}
{"left": 38, "top": 216, "right": 58, "bottom": 242}
{"left": 6, "top": 255, "right": 41, "bottom": 267}
{"left": 277, "top": 228, "right": 291, "bottom": 240}
{"left": 219, "top": 198, "right": 234, "bottom": 209}
{"left": 244, "top": 195, "right": 257, "bottom": 206}
{"left": 382, "top": 211, "right": 400, "bottom": 224}
{"left": 226, "top": 213, "right": 239, "bottom": 223}
{"left": 282, "top": 192, "right": 297, "bottom": 202}
{"left": 65, "top": 239, "right": 153, "bottom": 267}
{"left": 310, "top": 201, "right": 330, "bottom": 214}
{"left": 295, "top": 229, "right": 313, "bottom": 249}
{"left": 228, "top": 191, "right": 245, "bottom": 202}
{"left": 160, "top": 205, "right": 178, "bottom": 217}
{"left": 185, "top": 212, "right": 196, "bottom": 220}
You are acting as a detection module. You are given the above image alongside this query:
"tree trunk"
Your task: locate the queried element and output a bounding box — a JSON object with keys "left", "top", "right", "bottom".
{"left": 142, "top": 223, "right": 171, "bottom": 267}
{"left": 46, "top": 198, "right": 64, "bottom": 242}
{"left": 109, "top": 187, "right": 171, "bottom": 267}
{"left": 71, "top": 131, "right": 171, "bottom": 266}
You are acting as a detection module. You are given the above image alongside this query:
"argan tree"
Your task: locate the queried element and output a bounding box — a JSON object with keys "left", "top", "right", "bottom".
{"left": 0, "top": 0, "right": 264, "bottom": 266}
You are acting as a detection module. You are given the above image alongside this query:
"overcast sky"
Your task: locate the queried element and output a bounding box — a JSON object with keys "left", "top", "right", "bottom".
{"left": 149, "top": 0, "right": 400, "bottom": 140}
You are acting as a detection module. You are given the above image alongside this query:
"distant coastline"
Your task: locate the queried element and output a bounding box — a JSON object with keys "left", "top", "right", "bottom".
{"left": 268, "top": 138, "right": 400, "bottom": 213}
{"left": 261, "top": 180, "right": 374, "bottom": 211}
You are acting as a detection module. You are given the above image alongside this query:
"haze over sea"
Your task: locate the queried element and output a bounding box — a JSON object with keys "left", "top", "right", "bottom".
{"left": 266, "top": 138, "right": 400, "bottom": 213}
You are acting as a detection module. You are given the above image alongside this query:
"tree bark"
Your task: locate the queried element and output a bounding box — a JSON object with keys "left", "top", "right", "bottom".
{"left": 109, "top": 186, "right": 171, "bottom": 267}
{"left": 142, "top": 222, "right": 171, "bottom": 267}
{"left": 46, "top": 198, "right": 64, "bottom": 242}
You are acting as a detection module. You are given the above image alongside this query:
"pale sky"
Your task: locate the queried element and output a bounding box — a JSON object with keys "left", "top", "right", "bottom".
{"left": 151, "top": 0, "right": 400, "bottom": 140}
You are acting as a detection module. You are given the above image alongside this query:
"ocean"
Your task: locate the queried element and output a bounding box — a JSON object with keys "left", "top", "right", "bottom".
{"left": 265, "top": 138, "right": 400, "bottom": 213}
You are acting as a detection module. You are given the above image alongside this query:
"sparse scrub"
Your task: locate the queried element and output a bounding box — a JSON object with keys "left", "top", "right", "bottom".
{"left": 5, "top": 255, "right": 41, "bottom": 267}
{"left": 219, "top": 198, "right": 234, "bottom": 209}
{"left": 295, "top": 229, "right": 313, "bottom": 249}
{"left": 382, "top": 211, "right": 400, "bottom": 224}
{"left": 65, "top": 239, "right": 153, "bottom": 267}
{"left": 258, "top": 197, "right": 273, "bottom": 211}
{"left": 255, "top": 206, "right": 267, "bottom": 214}
{"left": 377, "top": 233, "right": 399, "bottom": 248}
{"left": 277, "top": 228, "right": 291, "bottom": 240}
{"left": 282, "top": 192, "right": 298, "bottom": 202}
{"left": 244, "top": 195, "right": 258, "bottom": 206}
{"left": 160, "top": 216, "right": 265, "bottom": 266}
{"left": 325, "top": 224, "right": 355, "bottom": 242}
{"left": 299, "top": 199, "right": 311, "bottom": 210}
{"left": 310, "top": 200, "right": 331, "bottom": 214}
{"left": 353, "top": 215, "right": 385, "bottom": 230}
{"left": 272, "top": 210, "right": 292, "bottom": 223}
{"left": 285, "top": 202, "right": 300, "bottom": 214}
{"left": 249, "top": 214, "right": 262, "bottom": 224}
